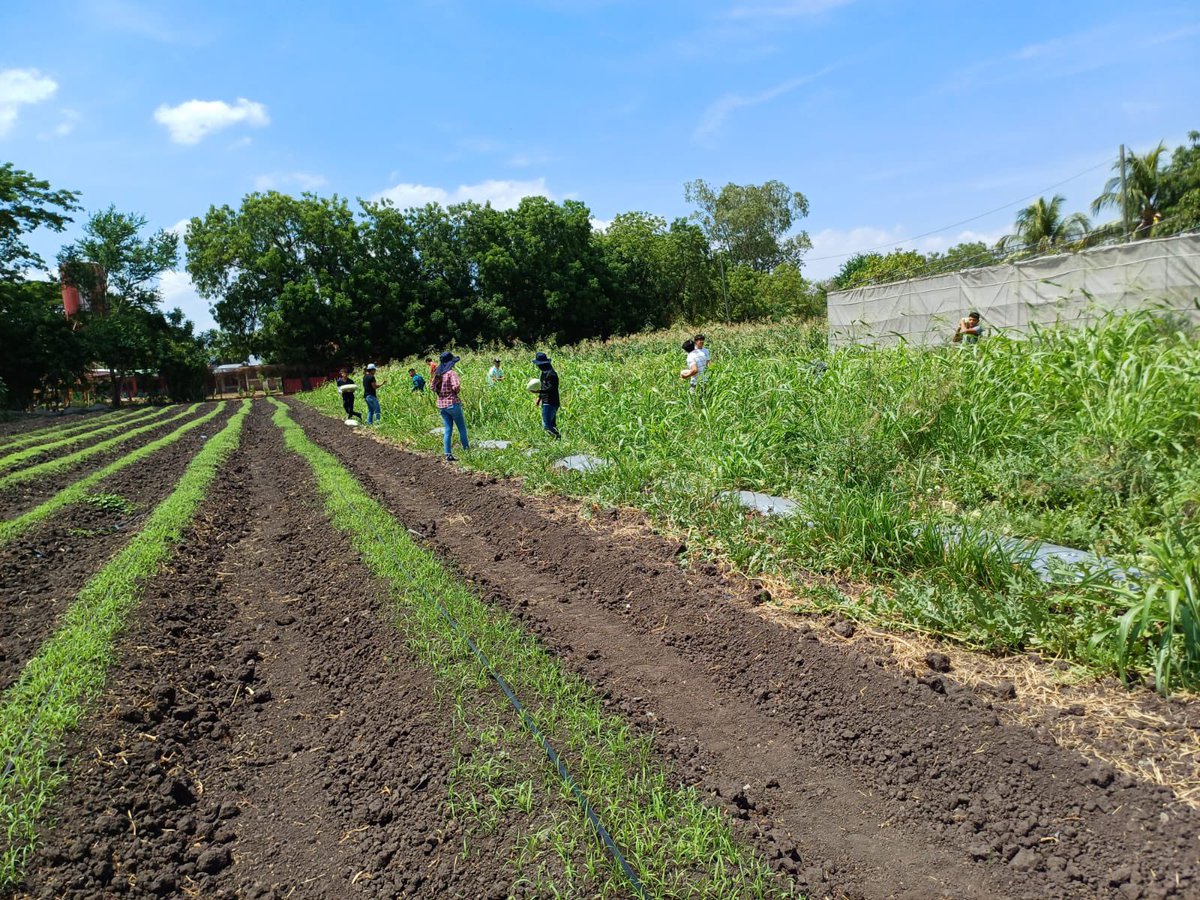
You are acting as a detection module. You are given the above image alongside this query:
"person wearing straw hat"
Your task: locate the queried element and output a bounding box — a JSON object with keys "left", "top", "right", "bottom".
{"left": 434, "top": 351, "right": 469, "bottom": 460}
{"left": 532, "top": 351, "right": 561, "bottom": 439}
{"left": 362, "top": 363, "right": 385, "bottom": 424}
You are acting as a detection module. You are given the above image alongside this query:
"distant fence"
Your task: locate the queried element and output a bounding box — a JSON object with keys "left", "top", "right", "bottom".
{"left": 827, "top": 232, "right": 1200, "bottom": 347}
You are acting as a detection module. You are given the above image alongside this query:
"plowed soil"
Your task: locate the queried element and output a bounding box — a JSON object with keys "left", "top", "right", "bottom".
{"left": 0, "top": 405, "right": 220, "bottom": 521}
{"left": 283, "top": 399, "right": 1200, "bottom": 900}
{"left": 18, "top": 404, "right": 548, "bottom": 899}
{"left": 0, "top": 409, "right": 117, "bottom": 441}
{"left": 0, "top": 403, "right": 236, "bottom": 691}
{"left": 10, "top": 398, "right": 1200, "bottom": 899}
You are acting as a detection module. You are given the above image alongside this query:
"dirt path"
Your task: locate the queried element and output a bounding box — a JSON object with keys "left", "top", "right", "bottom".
{"left": 20, "top": 403, "right": 528, "bottom": 898}
{"left": 0, "top": 404, "right": 220, "bottom": 521}
{"left": 0, "top": 404, "right": 237, "bottom": 693}
{"left": 288, "top": 399, "right": 1200, "bottom": 900}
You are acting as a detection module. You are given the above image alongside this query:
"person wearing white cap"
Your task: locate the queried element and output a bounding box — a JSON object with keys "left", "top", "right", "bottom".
{"left": 363, "top": 363, "right": 385, "bottom": 425}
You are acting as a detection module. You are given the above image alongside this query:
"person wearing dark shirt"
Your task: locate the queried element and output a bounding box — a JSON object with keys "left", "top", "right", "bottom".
{"left": 362, "top": 363, "right": 384, "bottom": 424}
{"left": 335, "top": 369, "right": 361, "bottom": 422}
{"left": 532, "top": 351, "right": 560, "bottom": 439}
{"left": 409, "top": 368, "right": 426, "bottom": 392}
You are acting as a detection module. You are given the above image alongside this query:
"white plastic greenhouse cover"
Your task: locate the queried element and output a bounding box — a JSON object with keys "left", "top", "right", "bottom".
{"left": 827, "top": 232, "right": 1200, "bottom": 348}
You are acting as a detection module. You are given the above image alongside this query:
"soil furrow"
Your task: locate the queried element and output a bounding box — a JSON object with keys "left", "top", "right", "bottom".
{"left": 0, "top": 404, "right": 219, "bottom": 521}
{"left": 288, "top": 398, "right": 1200, "bottom": 900}
{"left": 19, "top": 403, "right": 522, "bottom": 899}
{"left": 0, "top": 410, "right": 118, "bottom": 442}
{"left": 0, "top": 404, "right": 237, "bottom": 692}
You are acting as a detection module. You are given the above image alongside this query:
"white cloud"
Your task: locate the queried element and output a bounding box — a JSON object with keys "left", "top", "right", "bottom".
{"left": 374, "top": 177, "right": 555, "bottom": 211}
{"left": 253, "top": 171, "right": 328, "bottom": 192}
{"left": 159, "top": 270, "right": 215, "bottom": 331}
{"left": 694, "top": 66, "right": 834, "bottom": 140}
{"left": 806, "top": 226, "right": 1008, "bottom": 280}
{"left": 153, "top": 97, "right": 269, "bottom": 145}
{"left": 0, "top": 68, "right": 58, "bottom": 137}
{"left": 590, "top": 217, "right": 612, "bottom": 232}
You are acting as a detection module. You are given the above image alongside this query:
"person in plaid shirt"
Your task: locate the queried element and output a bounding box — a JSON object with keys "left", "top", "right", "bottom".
{"left": 433, "top": 351, "right": 469, "bottom": 461}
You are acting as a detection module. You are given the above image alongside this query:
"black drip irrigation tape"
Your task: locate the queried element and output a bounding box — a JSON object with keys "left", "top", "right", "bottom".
{"left": 325, "top": 474, "right": 648, "bottom": 899}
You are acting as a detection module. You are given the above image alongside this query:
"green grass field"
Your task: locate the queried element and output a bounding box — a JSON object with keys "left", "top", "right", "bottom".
{"left": 300, "top": 309, "right": 1200, "bottom": 693}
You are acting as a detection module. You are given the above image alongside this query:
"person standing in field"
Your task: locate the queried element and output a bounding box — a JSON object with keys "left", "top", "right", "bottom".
{"left": 427, "top": 357, "right": 437, "bottom": 380}
{"left": 335, "top": 368, "right": 362, "bottom": 422}
{"left": 680, "top": 333, "right": 710, "bottom": 392}
{"left": 362, "top": 363, "right": 384, "bottom": 424}
{"left": 487, "top": 358, "right": 504, "bottom": 385}
{"left": 953, "top": 311, "right": 983, "bottom": 345}
{"left": 434, "top": 351, "right": 469, "bottom": 461}
{"left": 532, "top": 351, "right": 561, "bottom": 439}
{"left": 409, "top": 367, "right": 426, "bottom": 392}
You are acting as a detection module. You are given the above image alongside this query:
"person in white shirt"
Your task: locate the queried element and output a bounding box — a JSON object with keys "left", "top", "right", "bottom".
{"left": 680, "top": 333, "right": 710, "bottom": 391}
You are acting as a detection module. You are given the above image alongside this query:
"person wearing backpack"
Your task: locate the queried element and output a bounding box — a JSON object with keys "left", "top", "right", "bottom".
{"left": 433, "top": 351, "right": 469, "bottom": 460}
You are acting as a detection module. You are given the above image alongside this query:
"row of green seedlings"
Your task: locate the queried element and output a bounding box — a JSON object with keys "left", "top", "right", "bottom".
{"left": 0, "top": 403, "right": 205, "bottom": 492}
{"left": 271, "top": 398, "right": 793, "bottom": 898}
{"left": 0, "top": 406, "right": 173, "bottom": 475}
{"left": 0, "top": 407, "right": 149, "bottom": 454}
{"left": 0, "top": 403, "right": 230, "bottom": 546}
{"left": 0, "top": 400, "right": 251, "bottom": 887}
{"left": 297, "top": 309, "right": 1200, "bottom": 693}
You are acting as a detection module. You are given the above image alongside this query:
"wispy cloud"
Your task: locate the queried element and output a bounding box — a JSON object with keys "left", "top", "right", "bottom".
{"left": 728, "top": 0, "right": 856, "bottom": 19}
{"left": 85, "top": 0, "right": 205, "bottom": 44}
{"left": 694, "top": 65, "right": 835, "bottom": 141}
{"left": 253, "top": 171, "right": 328, "bottom": 192}
{"left": 0, "top": 68, "right": 57, "bottom": 138}
{"left": 153, "top": 97, "right": 269, "bottom": 144}
{"left": 373, "top": 178, "right": 555, "bottom": 211}
{"left": 806, "top": 225, "right": 1008, "bottom": 279}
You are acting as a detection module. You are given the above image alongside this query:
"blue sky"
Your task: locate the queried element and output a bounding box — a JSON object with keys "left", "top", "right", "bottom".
{"left": 2, "top": 0, "right": 1198, "bottom": 331}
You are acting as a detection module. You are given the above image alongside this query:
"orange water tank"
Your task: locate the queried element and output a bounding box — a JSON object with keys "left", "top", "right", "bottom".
{"left": 62, "top": 284, "right": 82, "bottom": 317}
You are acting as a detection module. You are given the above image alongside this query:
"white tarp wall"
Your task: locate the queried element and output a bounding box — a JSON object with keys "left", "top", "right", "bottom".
{"left": 827, "top": 233, "right": 1200, "bottom": 347}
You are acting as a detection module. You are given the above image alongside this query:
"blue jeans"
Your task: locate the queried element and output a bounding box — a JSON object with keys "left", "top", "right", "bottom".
{"left": 365, "top": 394, "right": 381, "bottom": 424}
{"left": 439, "top": 403, "right": 469, "bottom": 455}
{"left": 541, "top": 403, "right": 560, "bottom": 438}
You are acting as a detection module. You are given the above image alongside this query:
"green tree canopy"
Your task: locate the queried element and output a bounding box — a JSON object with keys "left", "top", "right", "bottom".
{"left": 684, "top": 179, "right": 811, "bottom": 273}
{"left": 0, "top": 162, "right": 81, "bottom": 281}
{"left": 1001, "top": 195, "right": 1091, "bottom": 253}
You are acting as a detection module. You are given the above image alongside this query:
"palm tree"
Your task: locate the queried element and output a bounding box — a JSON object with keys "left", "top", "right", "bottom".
{"left": 998, "top": 195, "right": 1091, "bottom": 253}
{"left": 1092, "top": 143, "right": 1168, "bottom": 238}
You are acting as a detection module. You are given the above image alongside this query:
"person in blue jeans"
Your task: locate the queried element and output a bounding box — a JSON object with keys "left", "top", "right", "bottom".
{"left": 532, "top": 351, "right": 561, "bottom": 439}
{"left": 434, "top": 351, "right": 469, "bottom": 460}
{"left": 362, "top": 363, "right": 384, "bottom": 424}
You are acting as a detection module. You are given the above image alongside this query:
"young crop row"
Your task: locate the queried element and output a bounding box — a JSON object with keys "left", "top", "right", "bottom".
{"left": 299, "top": 309, "right": 1200, "bottom": 692}
{"left": 270, "top": 398, "right": 792, "bottom": 898}
{"left": 0, "top": 403, "right": 205, "bottom": 492}
{"left": 0, "top": 402, "right": 229, "bottom": 546}
{"left": 0, "top": 405, "right": 171, "bottom": 474}
{"left": 0, "top": 407, "right": 147, "bottom": 454}
{"left": 0, "top": 400, "right": 250, "bottom": 886}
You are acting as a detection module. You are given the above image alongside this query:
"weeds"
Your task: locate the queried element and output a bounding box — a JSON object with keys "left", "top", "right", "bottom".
{"left": 0, "top": 400, "right": 250, "bottom": 887}
{"left": 83, "top": 493, "right": 134, "bottom": 514}
{"left": 297, "top": 309, "right": 1200, "bottom": 690}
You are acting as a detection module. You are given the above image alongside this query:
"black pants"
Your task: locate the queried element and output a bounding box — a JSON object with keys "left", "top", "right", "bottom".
{"left": 342, "top": 396, "right": 361, "bottom": 419}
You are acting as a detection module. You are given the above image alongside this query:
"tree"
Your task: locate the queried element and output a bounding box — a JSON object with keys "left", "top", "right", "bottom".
{"left": 833, "top": 249, "right": 927, "bottom": 289}
{"left": 59, "top": 207, "right": 179, "bottom": 406}
{"left": 0, "top": 279, "right": 89, "bottom": 409}
{"left": 1092, "top": 144, "right": 1168, "bottom": 239}
{"left": 0, "top": 162, "right": 81, "bottom": 281}
{"left": 1159, "top": 131, "right": 1200, "bottom": 235}
{"left": 1000, "top": 195, "right": 1090, "bottom": 254}
{"left": 684, "top": 179, "right": 811, "bottom": 321}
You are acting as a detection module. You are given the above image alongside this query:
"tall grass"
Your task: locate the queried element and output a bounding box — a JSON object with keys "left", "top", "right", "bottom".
{"left": 299, "top": 310, "right": 1200, "bottom": 689}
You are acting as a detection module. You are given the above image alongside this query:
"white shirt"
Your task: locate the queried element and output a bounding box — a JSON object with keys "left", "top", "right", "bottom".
{"left": 687, "top": 347, "right": 709, "bottom": 385}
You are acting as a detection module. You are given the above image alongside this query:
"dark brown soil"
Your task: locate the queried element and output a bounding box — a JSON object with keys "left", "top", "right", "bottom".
{"left": 0, "top": 409, "right": 120, "bottom": 442}
{"left": 0, "top": 413, "right": 159, "bottom": 474}
{"left": 19, "top": 403, "right": 537, "bottom": 899}
{"left": 0, "top": 405, "right": 219, "bottom": 521}
{"left": 0, "top": 404, "right": 237, "bottom": 692}
{"left": 286, "top": 398, "right": 1200, "bottom": 900}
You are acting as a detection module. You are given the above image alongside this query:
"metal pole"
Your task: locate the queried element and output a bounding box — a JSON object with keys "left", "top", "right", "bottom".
{"left": 1119, "top": 144, "right": 1130, "bottom": 242}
